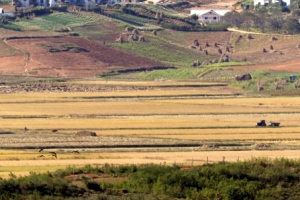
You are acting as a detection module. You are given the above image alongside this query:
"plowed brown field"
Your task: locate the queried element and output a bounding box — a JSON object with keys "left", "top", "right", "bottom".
{"left": 5, "top": 37, "right": 165, "bottom": 78}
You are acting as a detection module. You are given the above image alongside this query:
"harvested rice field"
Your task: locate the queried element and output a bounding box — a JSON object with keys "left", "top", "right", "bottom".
{"left": 0, "top": 80, "right": 300, "bottom": 177}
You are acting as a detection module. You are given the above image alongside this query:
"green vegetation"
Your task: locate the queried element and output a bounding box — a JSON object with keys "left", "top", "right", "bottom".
{"left": 2, "top": 158, "right": 300, "bottom": 199}
{"left": 232, "top": 70, "right": 300, "bottom": 91}
{"left": 110, "top": 40, "right": 205, "bottom": 67}
{"left": 10, "top": 12, "right": 100, "bottom": 31}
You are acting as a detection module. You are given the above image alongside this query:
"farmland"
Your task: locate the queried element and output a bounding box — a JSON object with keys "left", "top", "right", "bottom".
{"left": 0, "top": 79, "right": 299, "bottom": 179}
{"left": 1, "top": 3, "right": 300, "bottom": 197}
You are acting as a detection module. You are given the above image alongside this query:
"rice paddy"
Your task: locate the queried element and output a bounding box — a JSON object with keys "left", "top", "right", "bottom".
{"left": 0, "top": 80, "right": 300, "bottom": 177}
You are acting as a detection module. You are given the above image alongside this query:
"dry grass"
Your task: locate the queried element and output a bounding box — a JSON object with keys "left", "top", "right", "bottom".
{"left": 0, "top": 89, "right": 232, "bottom": 102}
{"left": 72, "top": 81, "right": 226, "bottom": 87}
{"left": 0, "top": 150, "right": 300, "bottom": 167}
{"left": 1, "top": 115, "right": 300, "bottom": 130}
{"left": 0, "top": 95, "right": 300, "bottom": 117}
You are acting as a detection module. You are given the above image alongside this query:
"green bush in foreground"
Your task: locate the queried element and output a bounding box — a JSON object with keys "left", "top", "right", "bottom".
{"left": 1, "top": 159, "right": 300, "bottom": 199}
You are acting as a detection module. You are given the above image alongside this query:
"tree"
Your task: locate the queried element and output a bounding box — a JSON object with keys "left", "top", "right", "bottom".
{"left": 268, "top": 11, "right": 284, "bottom": 30}
{"left": 222, "top": 11, "right": 244, "bottom": 28}
{"left": 283, "top": 18, "right": 300, "bottom": 34}
{"left": 191, "top": 14, "right": 198, "bottom": 21}
{"left": 241, "top": 11, "right": 256, "bottom": 31}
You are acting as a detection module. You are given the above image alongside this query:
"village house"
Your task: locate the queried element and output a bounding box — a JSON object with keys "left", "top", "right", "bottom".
{"left": 0, "top": 6, "right": 16, "bottom": 19}
{"left": 254, "top": 0, "right": 292, "bottom": 6}
{"left": 190, "top": 9, "right": 230, "bottom": 23}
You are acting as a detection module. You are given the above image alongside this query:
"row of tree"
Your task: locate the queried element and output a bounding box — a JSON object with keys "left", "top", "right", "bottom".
{"left": 222, "top": 9, "right": 300, "bottom": 34}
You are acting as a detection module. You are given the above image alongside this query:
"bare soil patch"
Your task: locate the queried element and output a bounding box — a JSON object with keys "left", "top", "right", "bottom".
{"left": 231, "top": 57, "right": 300, "bottom": 72}
{"left": 6, "top": 37, "right": 165, "bottom": 78}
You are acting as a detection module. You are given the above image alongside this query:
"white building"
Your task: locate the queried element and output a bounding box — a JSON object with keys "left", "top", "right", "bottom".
{"left": 0, "top": 8, "right": 16, "bottom": 19}
{"left": 254, "top": 0, "right": 293, "bottom": 6}
{"left": 190, "top": 10, "right": 230, "bottom": 23}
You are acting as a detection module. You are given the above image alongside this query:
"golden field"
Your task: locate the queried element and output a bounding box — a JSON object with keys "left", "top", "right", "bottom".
{"left": 0, "top": 82, "right": 300, "bottom": 177}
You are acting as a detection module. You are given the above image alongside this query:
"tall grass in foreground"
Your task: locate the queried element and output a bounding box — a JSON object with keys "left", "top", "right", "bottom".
{"left": 2, "top": 158, "right": 300, "bottom": 199}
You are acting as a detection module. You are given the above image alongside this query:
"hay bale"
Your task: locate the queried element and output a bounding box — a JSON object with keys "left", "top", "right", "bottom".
{"left": 225, "top": 46, "right": 231, "bottom": 53}
{"left": 205, "top": 42, "right": 209, "bottom": 47}
{"left": 138, "top": 36, "right": 145, "bottom": 42}
{"left": 128, "top": 35, "right": 135, "bottom": 41}
{"left": 75, "top": 130, "right": 97, "bottom": 137}
{"left": 155, "top": 12, "right": 160, "bottom": 19}
{"left": 152, "top": 30, "right": 157, "bottom": 35}
{"left": 270, "top": 35, "right": 277, "bottom": 41}
{"left": 159, "top": 12, "right": 164, "bottom": 18}
{"left": 115, "top": 36, "right": 124, "bottom": 43}
{"left": 235, "top": 73, "right": 252, "bottom": 81}
{"left": 219, "top": 54, "right": 229, "bottom": 62}
{"left": 270, "top": 45, "right": 273, "bottom": 50}
{"left": 262, "top": 48, "right": 267, "bottom": 53}
{"left": 294, "top": 80, "right": 300, "bottom": 88}
{"left": 191, "top": 60, "right": 200, "bottom": 67}
{"left": 211, "top": 58, "right": 218, "bottom": 63}
{"left": 132, "top": 34, "right": 138, "bottom": 40}
{"left": 0, "top": 130, "right": 14, "bottom": 134}
{"left": 132, "top": 29, "right": 139, "bottom": 35}
{"left": 194, "top": 39, "right": 200, "bottom": 46}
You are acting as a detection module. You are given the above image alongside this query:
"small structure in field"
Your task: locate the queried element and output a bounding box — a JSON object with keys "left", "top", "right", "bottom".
{"left": 235, "top": 73, "right": 252, "bottom": 81}
{"left": 194, "top": 39, "right": 200, "bottom": 46}
{"left": 75, "top": 130, "right": 97, "bottom": 137}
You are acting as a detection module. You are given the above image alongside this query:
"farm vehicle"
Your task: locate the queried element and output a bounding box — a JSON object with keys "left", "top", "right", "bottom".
{"left": 256, "top": 120, "right": 280, "bottom": 127}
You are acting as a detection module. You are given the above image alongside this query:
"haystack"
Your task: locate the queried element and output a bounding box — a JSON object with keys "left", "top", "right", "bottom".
{"left": 219, "top": 54, "right": 229, "bottom": 63}
{"left": 270, "top": 35, "right": 277, "bottom": 41}
{"left": 75, "top": 130, "right": 97, "bottom": 137}
{"left": 155, "top": 12, "right": 160, "bottom": 19}
{"left": 132, "top": 34, "right": 138, "bottom": 40}
{"left": 159, "top": 12, "right": 164, "bottom": 18}
{"left": 128, "top": 35, "right": 135, "bottom": 41}
{"left": 194, "top": 39, "right": 200, "bottom": 46}
{"left": 132, "top": 29, "right": 139, "bottom": 35}
{"left": 115, "top": 36, "right": 124, "bottom": 43}
{"left": 205, "top": 42, "right": 209, "bottom": 47}
{"left": 138, "top": 36, "right": 145, "bottom": 42}
{"left": 211, "top": 58, "right": 218, "bottom": 63}
{"left": 235, "top": 73, "right": 252, "bottom": 81}
{"left": 225, "top": 46, "right": 231, "bottom": 53}
{"left": 191, "top": 60, "right": 200, "bottom": 67}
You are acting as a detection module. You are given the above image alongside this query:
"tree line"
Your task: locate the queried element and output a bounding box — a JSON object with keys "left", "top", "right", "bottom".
{"left": 222, "top": 1, "right": 300, "bottom": 34}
